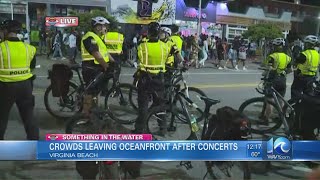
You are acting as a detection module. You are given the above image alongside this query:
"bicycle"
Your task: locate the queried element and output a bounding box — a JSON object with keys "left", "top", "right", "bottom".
{"left": 145, "top": 88, "right": 251, "bottom": 179}
{"left": 44, "top": 63, "right": 84, "bottom": 119}
{"left": 238, "top": 67, "right": 294, "bottom": 136}
{"left": 44, "top": 63, "right": 137, "bottom": 120}
{"left": 65, "top": 71, "right": 138, "bottom": 180}
{"left": 124, "top": 67, "right": 207, "bottom": 124}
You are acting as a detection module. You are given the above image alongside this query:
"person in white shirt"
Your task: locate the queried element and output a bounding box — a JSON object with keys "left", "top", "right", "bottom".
{"left": 23, "top": 30, "right": 30, "bottom": 44}
{"left": 68, "top": 31, "right": 77, "bottom": 64}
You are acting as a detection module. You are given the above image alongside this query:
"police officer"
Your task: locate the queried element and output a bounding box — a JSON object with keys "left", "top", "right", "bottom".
{"left": 291, "top": 35, "right": 319, "bottom": 100}
{"left": 134, "top": 22, "right": 174, "bottom": 135}
{"left": 159, "top": 27, "right": 183, "bottom": 68}
{"left": 103, "top": 26, "right": 124, "bottom": 90}
{"left": 260, "top": 38, "right": 292, "bottom": 125}
{"left": 0, "top": 20, "right": 38, "bottom": 140}
{"left": 291, "top": 35, "right": 320, "bottom": 140}
{"left": 170, "top": 24, "right": 183, "bottom": 58}
{"left": 77, "top": 16, "right": 116, "bottom": 180}
{"left": 80, "top": 16, "right": 115, "bottom": 118}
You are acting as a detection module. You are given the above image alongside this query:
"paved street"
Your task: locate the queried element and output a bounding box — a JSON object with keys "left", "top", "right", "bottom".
{"left": 0, "top": 56, "right": 314, "bottom": 179}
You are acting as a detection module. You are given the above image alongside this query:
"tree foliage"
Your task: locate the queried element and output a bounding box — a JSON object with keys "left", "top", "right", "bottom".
{"left": 69, "top": 9, "right": 118, "bottom": 32}
{"left": 242, "top": 23, "right": 283, "bottom": 41}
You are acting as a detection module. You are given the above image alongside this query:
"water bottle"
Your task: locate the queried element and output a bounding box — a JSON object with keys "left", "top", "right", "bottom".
{"left": 190, "top": 114, "right": 199, "bottom": 132}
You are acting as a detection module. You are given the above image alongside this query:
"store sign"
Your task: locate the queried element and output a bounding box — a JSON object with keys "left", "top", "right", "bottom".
{"left": 175, "top": 0, "right": 216, "bottom": 23}
{"left": 45, "top": 17, "right": 79, "bottom": 27}
{"left": 0, "top": 4, "right": 26, "bottom": 14}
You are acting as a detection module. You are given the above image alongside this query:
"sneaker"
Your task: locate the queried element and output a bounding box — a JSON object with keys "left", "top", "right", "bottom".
{"left": 61, "top": 57, "right": 67, "bottom": 60}
{"left": 235, "top": 65, "right": 239, "bottom": 70}
{"left": 243, "top": 67, "right": 247, "bottom": 70}
{"left": 218, "top": 67, "right": 224, "bottom": 70}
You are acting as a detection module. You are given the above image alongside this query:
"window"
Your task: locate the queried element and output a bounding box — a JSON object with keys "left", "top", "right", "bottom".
{"left": 264, "top": 6, "right": 268, "bottom": 13}
{"left": 274, "top": 7, "right": 278, "bottom": 14}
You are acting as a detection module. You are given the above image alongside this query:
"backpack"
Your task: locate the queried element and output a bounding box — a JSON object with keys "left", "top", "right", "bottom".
{"left": 203, "top": 106, "right": 249, "bottom": 141}
{"left": 49, "top": 64, "right": 73, "bottom": 97}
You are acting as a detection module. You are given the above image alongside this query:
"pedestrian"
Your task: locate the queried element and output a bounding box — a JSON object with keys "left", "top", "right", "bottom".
{"left": 46, "top": 31, "right": 53, "bottom": 58}
{"left": 0, "top": 19, "right": 39, "bottom": 140}
{"left": 52, "top": 31, "right": 65, "bottom": 60}
{"left": 189, "top": 35, "right": 201, "bottom": 68}
{"left": 217, "top": 38, "right": 224, "bottom": 69}
{"left": 224, "top": 44, "right": 236, "bottom": 69}
{"left": 68, "top": 30, "right": 77, "bottom": 64}
{"left": 38, "top": 28, "right": 46, "bottom": 55}
{"left": 236, "top": 38, "right": 247, "bottom": 70}
{"left": 198, "top": 34, "right": 208, "bottom": 68}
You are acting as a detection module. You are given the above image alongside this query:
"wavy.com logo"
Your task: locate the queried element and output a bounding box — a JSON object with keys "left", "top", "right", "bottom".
{"left": 266, "top": 137, "right": 292, "bottom": 160}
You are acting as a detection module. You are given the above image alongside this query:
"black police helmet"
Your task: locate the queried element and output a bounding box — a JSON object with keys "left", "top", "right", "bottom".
{"left": 148, "top": 22, "right": 160, "bottom": 37}
{"left": 171, "top": 24, "right": 179, "bottom": 34}
{"left": 1, "top": 20, "right": 22, "bottom": 33}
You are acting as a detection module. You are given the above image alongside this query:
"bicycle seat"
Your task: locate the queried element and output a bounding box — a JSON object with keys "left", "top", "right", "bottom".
{"left": 200, "top": 96, "right": 220, "bottom": 106}
{"left": 69, "top": 63, "right": 82, "bottom": 71}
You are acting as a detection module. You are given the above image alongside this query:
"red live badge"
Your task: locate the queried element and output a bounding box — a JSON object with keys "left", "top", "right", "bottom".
{"left": 45, "top": 17, "right": 79, "bottom": 27}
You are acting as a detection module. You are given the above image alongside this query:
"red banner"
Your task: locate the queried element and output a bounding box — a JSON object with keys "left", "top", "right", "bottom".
{"left": 45, "top": 17, "right": 79, "bottom": 27}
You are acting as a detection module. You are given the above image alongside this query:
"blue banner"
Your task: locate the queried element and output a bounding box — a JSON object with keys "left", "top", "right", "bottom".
{"left": 0, "top": 138, "right": 320, "bottom": 161}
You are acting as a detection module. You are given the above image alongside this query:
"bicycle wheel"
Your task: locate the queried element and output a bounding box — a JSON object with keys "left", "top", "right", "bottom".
{"left": 178, "top": 87, "right": 206, "bottom": 123}
{"left": 44, "top": 82, "right": 82, "bottom": 119}
{"left": 239, "top": 97, "right": 282, "bottom": 134}
{"left": 105, "top": 83, "right": 138, "bottom": 124}
{"left": 146, "top": 105, "right": 193, "bottom": 140}
{"left": 204, "top": 161, "right": 251, "bottom": 180}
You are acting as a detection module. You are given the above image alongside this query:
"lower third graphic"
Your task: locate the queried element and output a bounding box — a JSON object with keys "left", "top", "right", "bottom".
{"left": 266, "top": 137, "right": 292, "bottom": 160}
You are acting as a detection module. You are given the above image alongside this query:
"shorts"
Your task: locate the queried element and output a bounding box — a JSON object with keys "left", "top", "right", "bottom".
{"left": 267, "top": 76, "right": 286, "bottom": 98}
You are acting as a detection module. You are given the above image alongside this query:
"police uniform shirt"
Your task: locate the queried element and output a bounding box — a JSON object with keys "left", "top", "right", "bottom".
{"left": 82, "top": 36, "right": 102, "bottom": 56}
{"left": 295, "top": 50, "right": 320, "bottom": 72}
{"left": 168, "top": 40, "right": 180, "bottom": 57}
{"left": 4, "top": 37, "right": 36, "bottom": 69}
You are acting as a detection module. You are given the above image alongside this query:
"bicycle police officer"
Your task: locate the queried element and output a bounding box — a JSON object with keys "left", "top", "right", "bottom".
{"left": 0, "top": 20, "right": 38, "bottom": 140}
{"left": 103, "top": 26, "right": 124, "bottom": 90}
{"left": 80, "top": 16, "right": 115, "bottom": 118}
{"left": 260, "top": 38, "right": 292, "bottom": 125}
{"left": 291, "top": 35, "right": 320, "bottom": 141}
{"left": 134, "top": 22, "right": 180, "bottom": 135}
{"left": 291, "top": 35, "right": 320, "bottom": 100}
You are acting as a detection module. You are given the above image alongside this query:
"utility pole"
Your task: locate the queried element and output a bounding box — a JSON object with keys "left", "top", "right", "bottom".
{"left": 197, "top": 0, "right": 202, "bottom": 35}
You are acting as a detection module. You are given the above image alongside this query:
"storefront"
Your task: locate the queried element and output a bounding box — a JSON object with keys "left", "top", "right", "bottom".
{"left": 0, "top": 1, "right": 27, "bottom": 28}
{"left": 175, "top": 0, "right": 223, "bottom": 37}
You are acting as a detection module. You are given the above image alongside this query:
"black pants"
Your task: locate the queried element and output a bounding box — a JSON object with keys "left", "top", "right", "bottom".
{"left": 81, "top": 61, "right": 114, "bottom": 95}
{"left": 135, "top": 72, "right": 165, "bottom": 133}
{"left": 109, "top": 54, "right": 121, "bottom": 88}
{"left": 291, "top": 72, "right": 316, "bottom": 100}
{"left": 0, "top": 80, "right": 39, "bottom": 140}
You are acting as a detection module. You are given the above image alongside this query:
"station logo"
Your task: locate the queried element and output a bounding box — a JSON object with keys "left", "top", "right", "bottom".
{"left": 266, "top": 137, "right": 292, "bottom": 160}
{"left": 47, "top": 134, "right": 58, "bottom": 140}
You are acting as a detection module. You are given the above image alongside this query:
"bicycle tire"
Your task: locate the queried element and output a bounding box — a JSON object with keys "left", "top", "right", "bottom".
{"left": 105, "top": 83, "right": 138, "bottom": 124}
{"left": 44, "top": 81, "right": 81, "bottom": 119}
{"left": 146, "top": 105, "right": 194, "bottom": 140}
{"left": 239, "top": 97, "right": 282, "bottom": 134}
{"left": 179, "top": 87, "right": 207, "bottom": 123}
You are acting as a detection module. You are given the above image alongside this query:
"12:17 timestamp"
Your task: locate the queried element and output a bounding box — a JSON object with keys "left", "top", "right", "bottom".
{"left": 247, "top": 143, "right": 262, "bottom": 150}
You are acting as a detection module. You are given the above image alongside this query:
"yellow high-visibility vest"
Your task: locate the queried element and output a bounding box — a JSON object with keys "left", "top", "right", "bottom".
{"left": 103, "top": 32, "right": 124, "bottom": 54}
{"left": 138, "top": 40, "right": 169, "bottom": 74}
{"left": 81, "top": 31, "right": 109, "bottom": 64}
{"left": 267, "top": 52, "right": 291, "bottom": 74}
{"left": 0, "top": 40, "right": 36, "bottom": 82}
{"left": 298, "top": 49, "right": 319, "bottom": 76}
